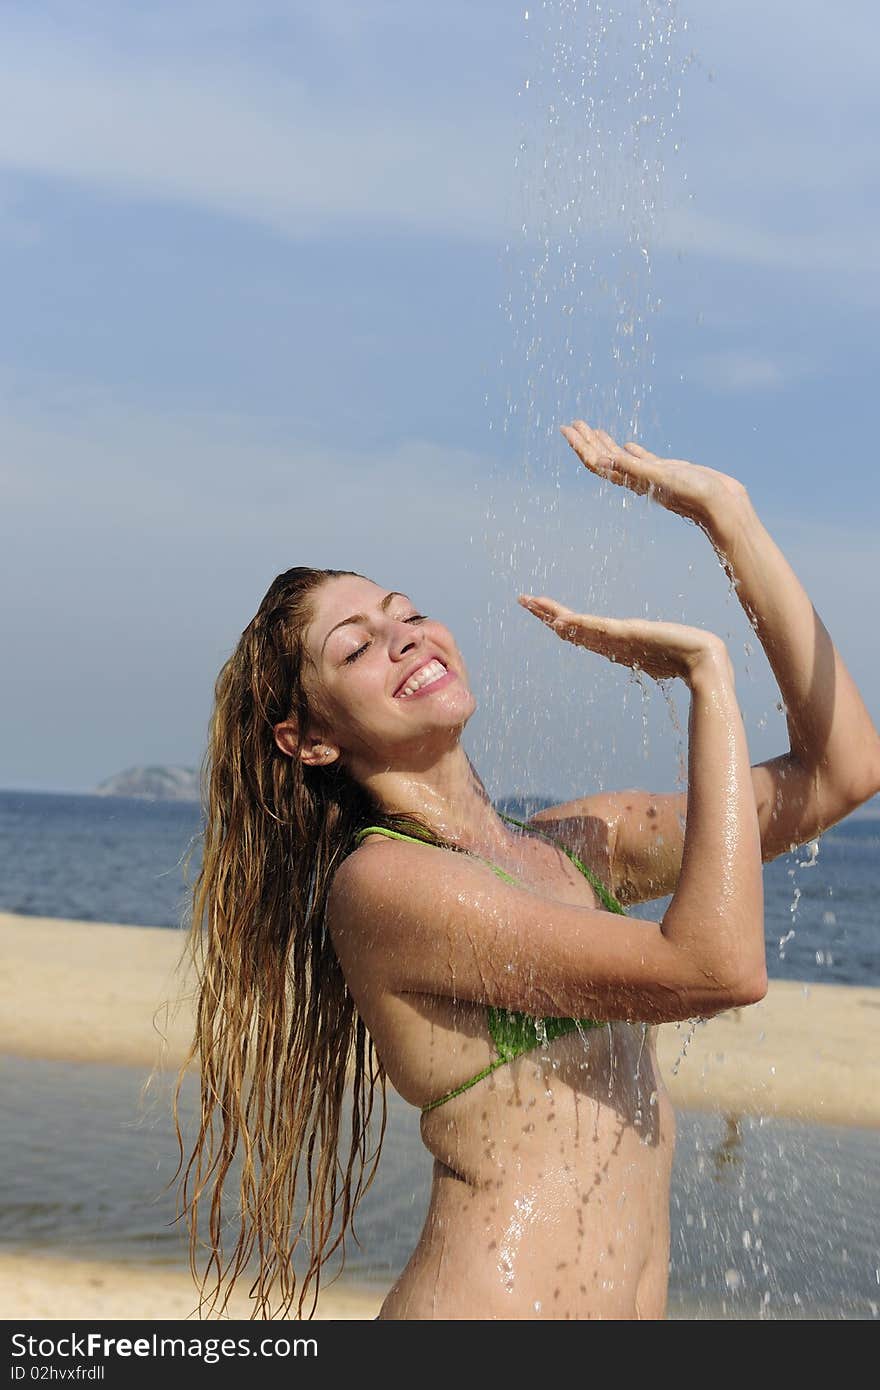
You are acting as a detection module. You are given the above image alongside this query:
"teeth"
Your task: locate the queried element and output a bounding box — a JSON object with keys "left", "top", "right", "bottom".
{"left": 397, "top": 659, "right": 446, "bottom": 698}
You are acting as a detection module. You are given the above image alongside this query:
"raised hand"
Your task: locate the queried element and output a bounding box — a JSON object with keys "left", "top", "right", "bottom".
{"left": 560, "top": 420, "right": 746, "bottom": 528}
{"left": 517, "top": 593, "right": 728, "bottom": 686}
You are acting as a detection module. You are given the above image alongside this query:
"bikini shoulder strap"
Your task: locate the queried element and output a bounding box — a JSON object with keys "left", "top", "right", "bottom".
{"left": 353, "top": 823, "right": 521, "bottom": 887}
{"left": 353, "top": 825, "right": 421, "bottom": 847}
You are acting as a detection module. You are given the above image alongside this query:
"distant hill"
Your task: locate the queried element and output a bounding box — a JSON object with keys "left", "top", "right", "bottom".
{"left": 88, "top": 777, "right": 555, "bottom": 810}
{"left": 87, "top": 776, "right": 880, "bottom": 818}
{"left": 93, "top": 765, "right": 201, "bottom": 802}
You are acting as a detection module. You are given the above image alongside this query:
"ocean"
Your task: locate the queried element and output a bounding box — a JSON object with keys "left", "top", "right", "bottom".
{"left": 1, "top": 788, "right": 878, "bottom": 1319}
{"left": 1, "top": 1056, "right": 877, "bottom": 1320}
{"left": 1, "top": 788, "right": 877, "bottom": 988}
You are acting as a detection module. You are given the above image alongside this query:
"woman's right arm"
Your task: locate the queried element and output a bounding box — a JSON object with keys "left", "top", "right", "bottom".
{"left": 657, "top": 641, "right": 766, "bottom": 1008}
{"left": 328, "top": 642, "right": 766, "bottom": 1026}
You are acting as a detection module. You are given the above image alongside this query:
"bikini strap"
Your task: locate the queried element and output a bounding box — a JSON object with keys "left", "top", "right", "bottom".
{"left": 354, "top": 824, "right": 421, "bottom": 847}
{"left": 354, "top": 820, "right": 624, "bottom": 909}
{"left": 352, "top": 824, "right": 521, "bottom": 885}
{"left": 497, "top": 812, "right": 626, "bottom": 915}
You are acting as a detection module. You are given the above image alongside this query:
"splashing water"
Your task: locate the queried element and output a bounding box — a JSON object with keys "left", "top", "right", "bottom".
{"left": 459, "top": 0, "right": 876, "bottom": 1321}
{"left": 476, "top": 0, "right": 696, "bottom": 803}
{"left": 778, "top": 836, "right": 822, "bottom": 961}
{"left": 670, "top": 1015, "right": 707, "bottom": 1077}
{"left": 477, "top": 0, "right": 701, "bottom": 1100}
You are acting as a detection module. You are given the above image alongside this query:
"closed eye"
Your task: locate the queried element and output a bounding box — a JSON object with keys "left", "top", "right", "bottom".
{"left": 343, "top": 614, "right": 427, "bottom": 664}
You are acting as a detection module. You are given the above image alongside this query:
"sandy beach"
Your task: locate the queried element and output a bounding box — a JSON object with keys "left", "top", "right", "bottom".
{"left": 0, "top": 1250, "right": 385, "bottom": 1322}
{"left": 2, "top": 908, "right": 878, "bottom": 1321}
{"left": 3, "top": 909, "right": 878, "bottom": 1126}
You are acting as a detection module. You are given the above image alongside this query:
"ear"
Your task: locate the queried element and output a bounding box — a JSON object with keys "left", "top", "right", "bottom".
{"left": 274, "top": 719, "right": 300, "bottom": 758}
{"left": 275, "top": 719, "right": 339, "bottom": 768}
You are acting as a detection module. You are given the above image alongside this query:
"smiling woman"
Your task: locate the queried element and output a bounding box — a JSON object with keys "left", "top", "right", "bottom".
{"left": 171, "top": 564, "right": 489, "bottom": 1321}
{"left": 170, "top": 423, "right": 880, "bottom": 1322}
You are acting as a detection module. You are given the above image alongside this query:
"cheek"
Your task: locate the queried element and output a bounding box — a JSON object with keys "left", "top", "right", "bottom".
{"left": 438, "top": 629, "right": 465, "bottom": 668}
{"left": 301, "top": 670, "right": 338, "bottom": 727}
{"left": 432, "top": 622, "right": 460, "bottom": 655}
{"left": 341, "top": 660, "right": 390, "bottom": 709}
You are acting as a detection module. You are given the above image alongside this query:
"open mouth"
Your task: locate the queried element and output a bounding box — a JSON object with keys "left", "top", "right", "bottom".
{"left": 394, "top": 659, "right": 453, "bottom": 699}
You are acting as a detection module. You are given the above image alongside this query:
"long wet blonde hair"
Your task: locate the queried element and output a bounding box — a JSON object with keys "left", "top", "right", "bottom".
{"left": 170, "top": 565, "right": 450, "bottom": 1319}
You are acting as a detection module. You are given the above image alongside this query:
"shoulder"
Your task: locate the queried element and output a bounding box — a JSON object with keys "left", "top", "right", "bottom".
{"left": 525, "top": 793, "right": 632, "bottom": 869}
{"left": 527, "top": 791, "right": 659, "bottom": 906}
{"left": 530, "top": 789, "right": 688, "bottom": 907}
{"left": 327, "top": 834, "right": 482, "bottom": 976}
{"left": 329, "top": 831, "right": 487, "bottom": 920}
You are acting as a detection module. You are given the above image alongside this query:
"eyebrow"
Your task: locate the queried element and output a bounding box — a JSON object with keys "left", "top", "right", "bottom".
{"left": 320, "top": 592, "right": 409, "bottom": 655}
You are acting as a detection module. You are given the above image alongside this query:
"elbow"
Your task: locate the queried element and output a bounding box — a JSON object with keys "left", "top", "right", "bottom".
{"left": 827, "top": 750, "right": 880, "bottom": 816}
{"left": 657, "top": 961, "right": 768, "bottom": 1021}
{"left": 865, "top": 753, "right": 880, "bottom": 804}
{"left": 727, "top": 965, "right": 769, "bottom": 1008}
{"left": 844, "top": 770, "right": 880, "bottom": 815}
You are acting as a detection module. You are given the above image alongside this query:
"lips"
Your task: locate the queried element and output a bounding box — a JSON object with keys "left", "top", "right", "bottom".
{"left": 393, "top": 655, "right": 447, "bottom": 697}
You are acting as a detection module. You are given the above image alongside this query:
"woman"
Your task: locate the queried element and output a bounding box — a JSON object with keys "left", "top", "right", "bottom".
{"left": 173, "top": 420, "right": 880, "bottom": 1321}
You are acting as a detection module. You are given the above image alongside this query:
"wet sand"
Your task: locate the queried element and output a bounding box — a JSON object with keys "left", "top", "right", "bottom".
{"left": 0, "top": 1250, "right": 384, "bottom": 1321}
{"left": 2, "top": 909, "right": 878, "bottom": 1321}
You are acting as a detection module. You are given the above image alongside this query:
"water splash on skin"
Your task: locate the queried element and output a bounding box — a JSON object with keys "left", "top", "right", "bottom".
{"left": 498, "top": 1186, "right": 540, "bottom": 1294}
{"left": 633, "top": 1021, "right": 649, "bottom": 1133}
{"left": 657, "top": 676, "right": 687, "bottom": 787}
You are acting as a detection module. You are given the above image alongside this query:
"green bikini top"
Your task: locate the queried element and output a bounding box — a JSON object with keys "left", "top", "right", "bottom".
{"left": 351, "top": 810, "right": 627, "bottom": 1113}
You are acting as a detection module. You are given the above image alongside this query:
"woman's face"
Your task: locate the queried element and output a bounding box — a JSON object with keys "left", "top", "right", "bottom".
{"left": 299, "top": 575, "right": 477, "bottom": 770}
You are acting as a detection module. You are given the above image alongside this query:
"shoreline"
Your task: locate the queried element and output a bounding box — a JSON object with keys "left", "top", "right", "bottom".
{"left": 2, "top": 909, "right": 878, "bottom": 1322}
{"left": 2, "top": 909, "right": 878, "bottom": 1129}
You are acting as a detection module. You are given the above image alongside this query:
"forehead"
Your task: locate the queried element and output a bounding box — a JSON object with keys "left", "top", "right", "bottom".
{"left": 308, "top": 576, "right": 401, "bottom": 648}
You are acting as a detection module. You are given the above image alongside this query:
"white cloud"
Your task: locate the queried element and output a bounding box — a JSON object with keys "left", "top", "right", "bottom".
{"left": 657, "top": 205, "right": 879, "bottom": 283}
{"left": 0, "top": 30, "right": 514, "bottom": 243}
{"left": 0, "top": 1, "right": 878, "bottom": 289}
{"left": 683, "top": 351, "right": 811, "bottom": 393}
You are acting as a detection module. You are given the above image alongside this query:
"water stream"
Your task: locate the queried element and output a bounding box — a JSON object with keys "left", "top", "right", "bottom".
{"left": 464, "top": 0, "right": 870, "bottom": 1317}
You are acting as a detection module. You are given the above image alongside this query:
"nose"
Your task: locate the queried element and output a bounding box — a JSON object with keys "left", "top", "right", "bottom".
{"left": 391, "top": 620, "right": 422, "bottom": 657}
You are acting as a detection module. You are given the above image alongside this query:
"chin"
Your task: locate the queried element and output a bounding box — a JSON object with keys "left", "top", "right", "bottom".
{"left": 453, "top": 690, "right": 478, "bottom": 725}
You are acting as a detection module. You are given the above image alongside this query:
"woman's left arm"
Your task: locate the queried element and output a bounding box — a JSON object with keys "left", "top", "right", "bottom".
{"left": 702, "top": 484, "right": 880, "bottom": 812}
{"left": 545, "top": 423, "right": 880, "bottom": 899}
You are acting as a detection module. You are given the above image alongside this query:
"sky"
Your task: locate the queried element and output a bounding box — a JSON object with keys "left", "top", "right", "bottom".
{"left": 2, "top": 0, "right": 879, "bottom": 805}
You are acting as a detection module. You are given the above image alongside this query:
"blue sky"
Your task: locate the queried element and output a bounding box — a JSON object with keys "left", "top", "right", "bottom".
{"left": 2, "top": 0, "right": 878, "bottom": 803}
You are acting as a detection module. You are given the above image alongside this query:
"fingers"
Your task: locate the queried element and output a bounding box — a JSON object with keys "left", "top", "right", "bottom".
{"left": 560, "top": 420, "right": 634, "bottom": 479}
{"left": 560, "top": 422, "right": 614, "bottom": 469}
{"left": 560, "top": 419, "right": 658, "bottom": 468}
{"left": 517, "top": 594, "right": 566, "bottom": 623}
{"left": 593, "top": 427, "right": 621, "bottom": 455}
{"left": 519, "top": 594, "right": 578, "bottom": 628}
{"left": 518, "top": 594, "right": 616, "bottom": 634}
{"left": 561, "top": 420, "right": 674, "bottom": 507}
{"left": 519, "top": 594, "right": 581, "bottom": 617}
{"left": 519, "top": 599, "right": 659, "bottom": 653}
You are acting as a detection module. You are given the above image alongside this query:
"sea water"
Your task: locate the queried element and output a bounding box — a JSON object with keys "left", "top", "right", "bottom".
{"left": 1, "top": 1052, "right": 877, "bottom": 1320}
{"left": 1, "top": 788, "right": 879, "bottom": 1318}
{"left": 1, "top": 788, "right": 877, "bottom": 988}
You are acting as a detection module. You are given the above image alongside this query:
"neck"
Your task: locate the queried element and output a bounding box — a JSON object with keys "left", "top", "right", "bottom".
{"left": 357, "top": 745, "right": 522, "bottom": 854}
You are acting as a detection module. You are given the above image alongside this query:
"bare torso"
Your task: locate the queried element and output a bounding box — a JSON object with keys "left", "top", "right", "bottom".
{"left": 339, "top": 822, "right": 676, "bottom": 1320}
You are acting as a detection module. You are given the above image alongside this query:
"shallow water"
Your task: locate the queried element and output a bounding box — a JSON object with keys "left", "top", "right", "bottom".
{"left": 1, "top": 1054, "right": 877, "bottom": 1319}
